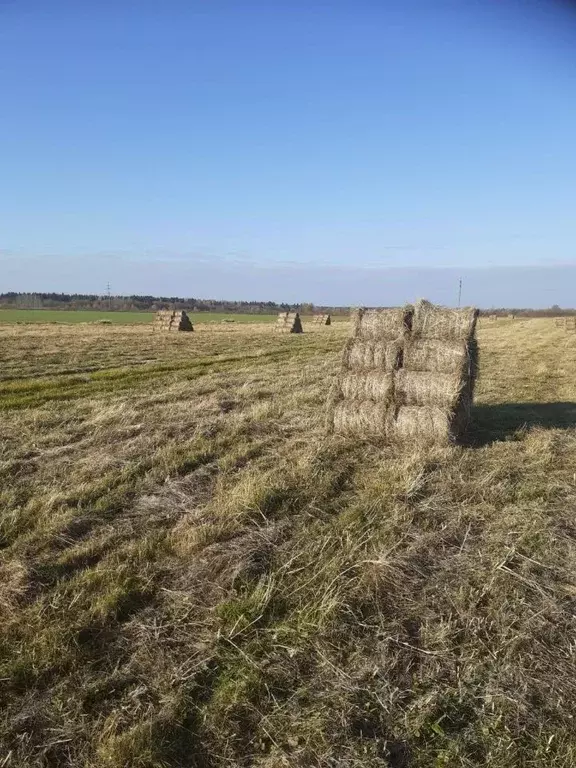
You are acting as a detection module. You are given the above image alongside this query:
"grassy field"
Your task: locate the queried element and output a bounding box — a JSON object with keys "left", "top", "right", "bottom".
{"left": 1, "top": 317, "right": 576, "bottom": 767}
{"left": 0, "top": 310, "right": 282, "bottom": 325}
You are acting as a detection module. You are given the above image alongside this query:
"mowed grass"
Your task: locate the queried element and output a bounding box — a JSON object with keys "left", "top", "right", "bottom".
{"left": 0, "top": 310, "right": 281, "bottom": 325}
{"left": 1, "top": 317, "right": 576, "bottom": 767}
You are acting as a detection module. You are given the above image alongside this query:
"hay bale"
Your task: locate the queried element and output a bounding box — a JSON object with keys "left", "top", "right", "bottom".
{"left": 277, "top": 312, "right": 303, "bottom": 333}
{"left": 554, "top": 318, "right": 565, "bottom": 327}
{"left": 327, "top": 300, "right": 478, "bottom": 445}
{"left": 392, "top": 406, "right": 453, "bottom": 444}
{"left": 395, "top": 370, "right": 466, "bottom": 408}
{"left": 352, "top": 307, "right": 412, "bottom": 340}
{"left": 332, "top": 401, "right": 393, "bottom": 437}
{"left": 312, "top": 313, "right": 331, "bottom": 326}
{"left": 411, "top": 299, "right": 478, "bottom": 341}
{"left": 339, "top": 371, "right": 394, "bottom": 402}
{"left": 403, "top": 338, "right": 474, "bottom": 375}
{"left": 154, "top": 310, "right": 194, "bottom": 332}
{"left": 342, "top": 338, "right": 404, "bottom": 371}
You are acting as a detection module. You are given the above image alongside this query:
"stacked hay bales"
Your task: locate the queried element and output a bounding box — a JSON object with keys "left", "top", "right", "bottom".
{"left": 326, "top": 306, "right": 411, "bottom": 438}
{"left": 395, "top": 301, "right": 478, "bottom": 444}
{"left": 154, "top": 310, "right": 194, "bottom": 332}
{"left": 276, "top": 312, "right": 303, "bottom": 333}
{"left": 327, "top": 300, "right": 478, "bottom": 445}
{"left": 312, "top": 313, "right": 332, "bottom": 326}
{"left": 554, "top": 318, "right": 565, "bottom": 328}
{"left": 566, "top": 317, "right": 576, "bottom": 331}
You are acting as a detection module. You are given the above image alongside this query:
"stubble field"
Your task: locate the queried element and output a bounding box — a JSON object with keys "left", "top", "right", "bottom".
{"left": 1, "top": 318, "right": 576, "bottom": 767}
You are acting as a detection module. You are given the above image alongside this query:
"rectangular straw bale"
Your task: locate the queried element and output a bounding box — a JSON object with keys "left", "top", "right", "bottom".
{"left": 352, "top": 307, "right": 412, "bottom": 340}
{"left": 392, "top": 406, "right": 453, "bottom": 444}
{"left": 332, "top": 401, "right": 391, "bottom": 437}
{"left": 339, "top": 371, "right": 394, "bottom": 402}
{"left": 343, "top": 338, "right": 404, "bottom": 371}
{"left": 403, "top": 338, "right": 477, "bottom": 375}
{"left": 411, "top": 299, "right": 478, "bottom": 341}
{"left": 395, "top": 370, "right": 465, "bottom": 408}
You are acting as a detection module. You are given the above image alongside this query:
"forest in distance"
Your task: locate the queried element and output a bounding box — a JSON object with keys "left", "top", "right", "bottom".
{"left": 0, "top": 293, "right": 575, "bottom": 317}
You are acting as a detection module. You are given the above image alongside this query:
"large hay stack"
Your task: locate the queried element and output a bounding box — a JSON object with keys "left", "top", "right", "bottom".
{"left": 311, "top": 314, "right": 332, "bottom": 326}
{"left": 154, "top": 310, "right": 194, "bottom": 332}
{"left": 276, "top": 312, "right": 303, "bottom": 333}
{"left": 554, "top": 317, "right": 576, "bottom": 330}
{"left": 327, "top": 300, "right": 478, "bottom": 445}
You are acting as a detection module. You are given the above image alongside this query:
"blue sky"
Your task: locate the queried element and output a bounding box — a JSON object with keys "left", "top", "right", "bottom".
{"left": 2, "top": 0, "right": 576, "bottom": 306}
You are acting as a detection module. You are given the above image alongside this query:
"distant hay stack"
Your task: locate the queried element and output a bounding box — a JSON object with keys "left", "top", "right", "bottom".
{"left": 312, "top": 313, "right": 332, "bottom": 326}
{"left": 276, "top": 312, "right": 303, "bottom": 333}
{"left": 327, "top": 300, "right": 479, "bottom": 445}
{"left": 566, "top": 317, "right": 576, "bottom": 331}
{"left": 154, "top": 310, "right": 194, "bottom": 332}
{"left": 554, "top": 318, "right": 565, "bottom": 328}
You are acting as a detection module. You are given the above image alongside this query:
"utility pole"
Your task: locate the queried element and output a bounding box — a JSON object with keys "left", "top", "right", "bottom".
{"left": 106, "top": 282, "right": 111, "bottom": 311}
{"left": 457, "top": 277, "right": 462, "bottom": 308}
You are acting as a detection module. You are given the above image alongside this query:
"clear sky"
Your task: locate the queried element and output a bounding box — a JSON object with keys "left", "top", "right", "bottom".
{"left": 2, "top": 0, "right": 576, "bottom": 306}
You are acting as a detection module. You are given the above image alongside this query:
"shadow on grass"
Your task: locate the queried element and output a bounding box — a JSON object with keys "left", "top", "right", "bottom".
{"left": 470, "top": 402, "right": 576, "bottom": 446}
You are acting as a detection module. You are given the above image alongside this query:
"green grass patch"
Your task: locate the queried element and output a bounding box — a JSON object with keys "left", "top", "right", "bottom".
{"left": 0, "top": 309, "right": 279, "bottom": 325}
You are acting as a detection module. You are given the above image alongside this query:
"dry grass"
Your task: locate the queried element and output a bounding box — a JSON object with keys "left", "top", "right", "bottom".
{"left": 2, "top": 319, "right": 576, "bottom": 767}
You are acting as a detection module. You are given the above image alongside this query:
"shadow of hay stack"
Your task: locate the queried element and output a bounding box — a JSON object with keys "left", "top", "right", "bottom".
{"left": 154, "top": 310, "right": 194, "bottom": 332}
{"left": 471, "top": 401, "right": 576, "bottom": 446}
{"left": 276, "top": 312, "right": 303, "bottom": 333}
{"left": 326, "top": 300, "right": 479, "bottom": 445}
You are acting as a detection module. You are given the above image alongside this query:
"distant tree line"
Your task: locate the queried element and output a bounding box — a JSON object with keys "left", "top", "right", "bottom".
{"left": 0, "top": 293, "right": 351, "bottom": 315}
{"left": 478, "top": 306, "right": 576, "bottom": 317}
{"left": 0, "top": 294, "right": 573, "bottom": 316}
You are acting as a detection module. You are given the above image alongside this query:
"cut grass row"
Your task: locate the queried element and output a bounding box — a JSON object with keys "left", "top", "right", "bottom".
{"left": 0, "top": 342, "right": 325, "bottom": 410}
